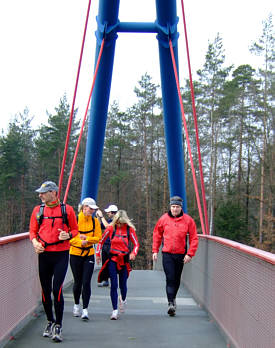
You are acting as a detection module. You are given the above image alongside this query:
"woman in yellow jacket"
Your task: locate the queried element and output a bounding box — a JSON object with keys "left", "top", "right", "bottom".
{"left": 69, "top": 197, "right": 102, "bottom": 320}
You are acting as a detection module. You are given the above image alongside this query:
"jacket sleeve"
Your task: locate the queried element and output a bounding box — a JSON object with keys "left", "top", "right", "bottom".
{"left": 29, "top": 206, "right": 39, "bottom": 241}
{"left": 86, "top": 218, "right": 102, "bottom": 244}
{"left": 152, "top": 217, "right": 164, "bottom": 253}
{"left": 129, "top": 227, "right": 139, "bottom": 256}
{"left": 67, "top": 205, "right": 79, "bottom": 238}
{"left": 186, "top": 217, "right": 199, "bottom": 257}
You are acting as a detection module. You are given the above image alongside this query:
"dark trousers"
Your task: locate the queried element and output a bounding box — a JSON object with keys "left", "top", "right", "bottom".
{"left": 70, "top": 254, "right": 95, "bottom": 309}
{"left": 38, "top": 251, "right": 69, "bottom": 325}
{"left": 162, "top": 252, "right": 184, "bottom": 303}
{"left": 108, "top": 260, "right": 128, "bottom": 310}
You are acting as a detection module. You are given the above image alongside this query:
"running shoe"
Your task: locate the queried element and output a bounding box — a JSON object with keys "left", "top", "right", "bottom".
{"left": 119, "top": 295, "right": 127, "bottom": 313}
{"left": 43, "top": 321, "right": 54, "bottom": 337}
{"left": 168, "top": 302, "right": 176, "bottom": 316}
{"left": 73, "top": 304, "right": 80, "bottom": 317}
{"left": 110, "top": 309, "right": 119, "bottom": 320}
{"left": 52, "top": 324, "right": 63, "bottom": 342}
{"left": 81, "top": 308, "right": 89, "bottom": 320}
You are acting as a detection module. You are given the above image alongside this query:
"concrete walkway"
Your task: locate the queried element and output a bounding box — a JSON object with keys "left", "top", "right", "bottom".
{"left": 5, "top": 270, "right": 227, "bottom": 348}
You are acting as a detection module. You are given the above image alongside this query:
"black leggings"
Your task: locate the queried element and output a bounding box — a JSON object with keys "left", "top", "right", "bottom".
{"left": 162, "top": 252, "right": 184, "bottom": 303}
{"left": 38, "top": 251, "right": 69, "bottom": 325}
{"left": 70, "top": 254, "right": 95, "bottom": 309}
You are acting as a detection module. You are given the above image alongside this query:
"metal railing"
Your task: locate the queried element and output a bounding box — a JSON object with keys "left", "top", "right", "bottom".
{"left": 182, "top": 235, "right": 275, "bottom": 348}
{"left": 0, "top": 233, "right": 73, "bottom": 347}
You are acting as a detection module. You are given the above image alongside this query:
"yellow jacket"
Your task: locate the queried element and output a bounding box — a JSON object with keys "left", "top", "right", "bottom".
{"left": 69, "top": 211, "right": 102, "bottom": 256}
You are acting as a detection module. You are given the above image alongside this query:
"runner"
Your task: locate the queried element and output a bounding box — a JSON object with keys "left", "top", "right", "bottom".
{"left": 29, "top": 181, "right": 78, "bottom": 342}
{"left": 96, "top": 210, "right": 139, "bottom": 320}
{"left": 152, "top": 196, "right": 198, "bottom": 316}
{"left": 69, "top": 197, "right": 102, "bottom": 320}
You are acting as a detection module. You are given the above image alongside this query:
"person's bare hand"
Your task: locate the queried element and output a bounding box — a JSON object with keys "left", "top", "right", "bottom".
{"left": 79, "top": 234, "right": 87, "bottom": 240}
{"left": 184, "top": 254, "right": 191, "bottom": 264}
{"left": 32, "top": 239, "right": 45, "bottom": 254}
{"left": 129, "top": 253, "right": 136, "bottom": 261}
{"left": 58, "top": 229, "right": 70, "bottom": 240}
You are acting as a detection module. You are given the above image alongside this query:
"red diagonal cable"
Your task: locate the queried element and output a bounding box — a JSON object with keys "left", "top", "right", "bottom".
{"left": 180, "top": 0, "right": 210, "bottom": 235}
{"left": 63, "top": 38, "right": 105, "bottom": 204}
{"left": 169, "top": 39, "right": 206, "bottom": 235}
{"left": 58, "top": 0, "right": 92, "bottom": 199}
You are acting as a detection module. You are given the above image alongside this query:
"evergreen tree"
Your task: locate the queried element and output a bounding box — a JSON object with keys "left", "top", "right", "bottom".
{"left": 34, "top": 94, "right": 80, "bottom": 203}
{"left": 196, "top": 34, "right": 232, "bottom": 234}
{"left": 0, "top": 110, "right": 35, "bottom": 235}
{"left": 250, "top": 13, "right": 275, "bottom": 250}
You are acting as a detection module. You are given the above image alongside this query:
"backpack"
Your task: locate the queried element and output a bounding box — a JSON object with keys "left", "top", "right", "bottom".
{"left": 36, "top": 203, "right": 69, "bottom": 227}
{"left": 109, "top": 225, "right": 131, "bottom": 255}
{"left": 36, "top": 203, "right": 69, "bottom": 248}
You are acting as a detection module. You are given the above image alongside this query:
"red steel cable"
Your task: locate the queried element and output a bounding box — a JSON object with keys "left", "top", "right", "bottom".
{"left": 63, "top": 38, "right": 105, "bottom": 204}
{"left": 180, "top": 0, "right": 210, "bottom": 234}
{"left": 169, "top": 39, "right": 206, "bottom": 235}
{"left": 58, "top": 0, "right": 92, "bottom": 199}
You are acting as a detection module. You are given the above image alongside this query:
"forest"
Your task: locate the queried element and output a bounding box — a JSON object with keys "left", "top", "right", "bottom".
{"left": 0, "top": 16, "right": 274, "bottom": 268}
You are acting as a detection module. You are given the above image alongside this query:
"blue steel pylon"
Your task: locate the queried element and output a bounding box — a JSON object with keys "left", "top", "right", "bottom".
{"left": 81, "top": 0, "right": 187, "bottom": 212}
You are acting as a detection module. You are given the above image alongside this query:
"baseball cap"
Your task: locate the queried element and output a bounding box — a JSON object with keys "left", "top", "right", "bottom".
{"left": 35, "top": 181, "right": 58, "bottom": 193}
{"left": 105, "top": 204, "right": 118, "bottom": 213}
{"left": 82, "top": 197, "right": 98, "bottom": 209}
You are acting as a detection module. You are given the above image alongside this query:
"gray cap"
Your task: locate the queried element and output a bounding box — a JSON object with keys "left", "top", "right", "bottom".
{"left": 35, "top": 181, "right": 58, "bottom": 193}
{"left": 170, "top": 196, "right": 183, "bottom": 207}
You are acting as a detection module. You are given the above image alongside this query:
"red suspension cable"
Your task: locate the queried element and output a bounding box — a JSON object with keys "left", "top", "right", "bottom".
{"left": 63, "top": 38, "right": 105, "bottom": 204}
{"left": 169, "top": 39, "right": 206, "bottom": 235}
{"left": 58, "top": 0, "right": 92, "bottom": 199}
{"left": 180, "top": 0, "right": 210, "bottom": 235}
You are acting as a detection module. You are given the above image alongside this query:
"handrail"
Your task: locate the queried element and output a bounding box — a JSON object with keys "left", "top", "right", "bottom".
{"left": 0, "top": 232, "right": 29, "bottom": 246}
{"left": 199, "top": 235, "right": 275, "bottom": 265}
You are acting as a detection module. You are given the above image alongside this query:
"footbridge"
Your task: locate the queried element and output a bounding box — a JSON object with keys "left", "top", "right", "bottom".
{"left": 1, "top": 233, "right": 274, "bottom": 348}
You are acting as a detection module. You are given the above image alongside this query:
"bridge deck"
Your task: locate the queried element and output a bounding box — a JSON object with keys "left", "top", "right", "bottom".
{"left": 5, "top": 270, "right": 227, "bottom": 348}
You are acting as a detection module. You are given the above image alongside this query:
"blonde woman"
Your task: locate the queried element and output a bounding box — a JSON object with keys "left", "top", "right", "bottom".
{"left": 69, "top": 198, "right": 102, "bottom": 320}
{"left": 96, "top": 210, "right": 139, "bottom": 320}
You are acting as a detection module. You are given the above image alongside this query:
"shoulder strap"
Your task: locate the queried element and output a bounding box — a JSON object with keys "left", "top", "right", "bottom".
{"left": 37, "top": 204, "right": 45, "bottom": 226}
{"left": 60, "top": 203, "right": 69, "bottom": 227}
{"left": 36, "top": 203, "right": 69, "bottom": 227}
{"left": 111, "top": 226, "right": 130, "bottom": 241}
{"left": 111, "top": 226, "right": 116, "bottom": 240}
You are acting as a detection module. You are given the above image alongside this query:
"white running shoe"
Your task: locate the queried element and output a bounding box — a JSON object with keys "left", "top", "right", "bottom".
{"left": 110, "top": 309, "right": 119, "bottom": 320}
{"left": 73, "top": 304, "right": 80, "bottom": 317}
{"left": 52, "top": 324, "right": 63, "bottom": 342}
{"left": 119, "top": 295, "right": 127, "bottom": 313}
{"left": 81, "top": 308, "right": 89, "bottom": 320}
{"left": 43, "top": 321, "right": 55, "bottom": 337}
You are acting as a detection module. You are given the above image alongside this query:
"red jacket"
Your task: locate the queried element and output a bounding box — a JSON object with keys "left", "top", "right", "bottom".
{"left": 152, "top": 211, "right": 198, "bottom": 257}
{"left": 29, "top": 204, "right": 78, "bottom": 252}
{"left": 96, "top": 224, "right": 139, "bottom": 258}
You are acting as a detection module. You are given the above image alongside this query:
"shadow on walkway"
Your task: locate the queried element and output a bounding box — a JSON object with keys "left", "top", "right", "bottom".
{"left": 5, "top": 270, "right": 227, "bottom": 348}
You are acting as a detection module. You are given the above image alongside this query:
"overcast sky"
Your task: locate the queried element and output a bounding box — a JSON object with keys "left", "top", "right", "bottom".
{"left": 0, "top": 0, "right": 274, "bottom": 131}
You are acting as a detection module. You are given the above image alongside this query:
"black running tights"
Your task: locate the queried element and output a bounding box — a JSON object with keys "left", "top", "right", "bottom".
{"left": 38, "top": 251, "right": 69, "bottom": 325}
{"left": 70, "top": 254, "right": 95, "bottom": 309}
{"left": 162, "top": 252, "right": 184, "bottom": 303}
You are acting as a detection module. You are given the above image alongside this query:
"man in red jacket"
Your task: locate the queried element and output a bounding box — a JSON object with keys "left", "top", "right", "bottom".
{"left": 29, "top": 181, "right": 78, "bottom": 342}
{"left": 152, "top": 196, "right": 198, "bottom": 316}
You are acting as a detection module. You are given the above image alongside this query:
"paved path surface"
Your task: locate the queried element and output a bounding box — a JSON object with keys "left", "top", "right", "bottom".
{"left": 5, "top": 270, "right": 227, "bottom": 348}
